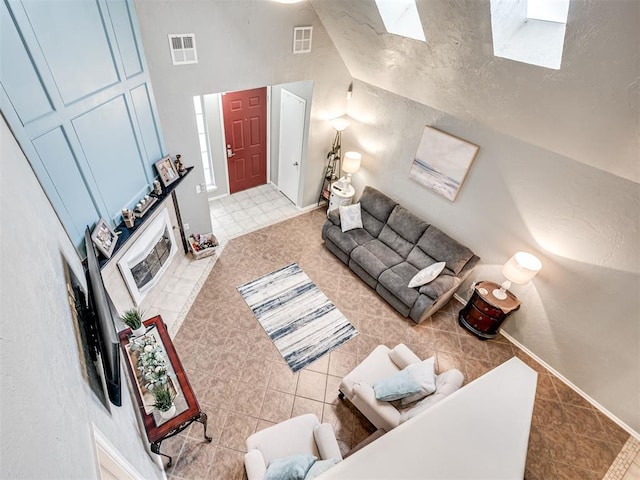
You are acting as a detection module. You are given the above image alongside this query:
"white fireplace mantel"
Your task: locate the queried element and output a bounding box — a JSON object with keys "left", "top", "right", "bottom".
{"left": 117, "top": 208, "right": 177, "bottom": 306}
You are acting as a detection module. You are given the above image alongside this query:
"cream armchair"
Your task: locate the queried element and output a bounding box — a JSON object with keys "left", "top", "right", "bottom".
{"left": 244, "top": 414, "right": 343, "bottom": 480}
{"left": 339, "top": 344, "right": 464, "bottom": 432}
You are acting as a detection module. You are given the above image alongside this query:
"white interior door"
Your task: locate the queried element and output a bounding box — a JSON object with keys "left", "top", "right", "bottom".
{"left": 278, "top": 89, "right": 306, "bottom": 204}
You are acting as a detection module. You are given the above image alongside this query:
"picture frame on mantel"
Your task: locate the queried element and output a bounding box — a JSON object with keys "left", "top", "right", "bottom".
{"left": 91, "top": 218, "right": 118, "bottom": 259}
{"left": 154, "top": 156, "right": 179, "bottom": 188}
{"left": 409, "top": 126, "right": 479, "bottom": 202}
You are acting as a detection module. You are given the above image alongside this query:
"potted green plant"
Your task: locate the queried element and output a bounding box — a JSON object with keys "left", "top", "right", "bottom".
{"left": 120, "top": 308, "right": 146, "bottom": 337}
{"left": 152, "top": 386, "right": 176, "bottom": 419}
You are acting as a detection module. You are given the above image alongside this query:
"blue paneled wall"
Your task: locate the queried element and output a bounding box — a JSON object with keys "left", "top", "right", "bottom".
{"left": 0, "top": 0, "right": 164, "bottom": 250}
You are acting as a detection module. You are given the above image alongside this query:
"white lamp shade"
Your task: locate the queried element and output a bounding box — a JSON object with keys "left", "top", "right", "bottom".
{"left": 330, "top": 117, "right": 350, "bottom": 132}
{"left": 343, "top": 151, "right": 361, "bottom": 174}
{"left": 502, "top": 252, "right": 542, "bottom": 285}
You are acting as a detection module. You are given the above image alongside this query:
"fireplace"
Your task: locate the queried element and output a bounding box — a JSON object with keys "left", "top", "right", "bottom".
{"left": 118, "top": 208, "right": 177, "bottom": 305}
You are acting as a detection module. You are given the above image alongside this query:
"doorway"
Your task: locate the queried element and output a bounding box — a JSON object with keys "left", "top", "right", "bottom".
{"left": 200, "top": 80, "right": 312, "bottom": 204}
{"left": 278, "top": 89, "right": 306, "bottom": 204}
{"left": 221, "top": 87, "right": 268, "bottom": 194}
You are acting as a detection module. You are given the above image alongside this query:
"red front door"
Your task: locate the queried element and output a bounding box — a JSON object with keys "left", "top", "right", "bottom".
{"left": 222, "top": 87, "right": 267, "bottom": 193}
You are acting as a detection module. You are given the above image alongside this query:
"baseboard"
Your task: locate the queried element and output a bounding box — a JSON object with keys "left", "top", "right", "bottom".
{"left": 298, "top": 203, "right": 323, "bottom": 213}
{"left": 451, "top": 294, "right": 639, "bottom": 440}
{"left": 207, "top": 192, "right": 229, "bottom": 202}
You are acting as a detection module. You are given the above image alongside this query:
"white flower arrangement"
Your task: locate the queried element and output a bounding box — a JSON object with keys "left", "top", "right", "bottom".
{"left": 130, "top": 334, "right": 168, "bottom": 391}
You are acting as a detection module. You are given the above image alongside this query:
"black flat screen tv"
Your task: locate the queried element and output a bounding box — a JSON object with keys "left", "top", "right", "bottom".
{"left": 85, "top": 227, "right": 121, "bottom": 406}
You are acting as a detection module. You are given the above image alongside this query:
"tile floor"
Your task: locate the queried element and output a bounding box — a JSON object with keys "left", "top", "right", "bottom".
{"left": 208, "top": 184, "right": 300, "bottom": 244}
{"left": 138, "top": 252, "right": 213, "bottom": 333}
{"left": 136, "top": 185, "right": 638, "bottom": 479}
{"left": 137, "top": 183, "right": 302, "bottom": 333}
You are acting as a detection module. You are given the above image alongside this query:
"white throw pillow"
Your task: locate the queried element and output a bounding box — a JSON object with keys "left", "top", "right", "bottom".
{"left": 400, "top": 357, "right": 437, "bottom": 405}
{"left": 339, "top": 203, "right": 363, "bottom": 232}
{"left": 408, "top": 262, "right": 446, "bottom": 288}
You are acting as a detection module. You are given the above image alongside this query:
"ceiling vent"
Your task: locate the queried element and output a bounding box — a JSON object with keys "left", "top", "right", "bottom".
{"left": 293, "top": 26, "right": 313, "bottom": 54}
{"left": 168, "top": 34, "right": 198, "bottom": 65}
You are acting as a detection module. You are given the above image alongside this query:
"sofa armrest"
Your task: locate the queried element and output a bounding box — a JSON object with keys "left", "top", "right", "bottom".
{"left": 314, "top": 423, "right": 343, "bottom": 461}
{"left": 388, "top": 343, "right": 421, "bottom": 369}
{"left": 435, "top": 368, "right": 464, "bottom": 396}
{"left": 418, "top": 274, "right": 461, "bottom": 299}
{"left": 352, "top": 382, "right": 401, "bottom": 432}
{"left": 327, "top": 208, "right": 341, "bottom": 227}
{"left": 244, "top": 449, "right": 267, "bottom": 480}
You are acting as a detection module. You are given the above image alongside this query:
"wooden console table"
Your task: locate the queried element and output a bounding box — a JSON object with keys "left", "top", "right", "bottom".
{"left": 118, "top": 315, "right": 211, "bottom": 467}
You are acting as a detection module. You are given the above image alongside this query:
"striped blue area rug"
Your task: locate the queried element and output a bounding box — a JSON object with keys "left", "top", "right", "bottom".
{"left": 237, "top": 263, "right": 358, "bottom": 372}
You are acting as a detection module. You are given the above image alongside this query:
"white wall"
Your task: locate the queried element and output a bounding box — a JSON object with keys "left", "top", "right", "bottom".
{"left": 0, "top": 118, "right": 163, "bottom": 479}
{"left": 344, "top": 80, "right": 640, "bottom": 434}
{"left": 311, "top": 0, "right": 640, "bottom": 184}
{"left": 133, "top": 0, "right": 352, "bottom": 223}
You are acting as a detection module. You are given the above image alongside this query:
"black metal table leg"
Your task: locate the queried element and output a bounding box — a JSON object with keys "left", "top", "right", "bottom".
{"left": 151, "top": 441, "right": 173, "bottom": 469}
{"left": 196, "top": 412, "right": 213, "bottom": 442}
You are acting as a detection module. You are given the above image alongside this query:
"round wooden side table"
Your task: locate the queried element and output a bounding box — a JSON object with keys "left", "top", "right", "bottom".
{"left": 458, "top": 280, "right": 521, "bottom": 340}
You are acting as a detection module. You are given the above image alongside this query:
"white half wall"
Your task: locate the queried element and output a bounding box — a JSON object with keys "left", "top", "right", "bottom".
{"left": 0, "top": 117, "right": 164, "bottom": 478}
{"left": 323, "top": 358, "right": 537, "bottom": 479}
{"left": 345, "top": 79, "right": 640, "bottom": 434}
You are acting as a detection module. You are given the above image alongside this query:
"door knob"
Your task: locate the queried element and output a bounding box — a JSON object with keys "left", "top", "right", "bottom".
{"left": 226, "top": 144, "right": 234, "bottom": 158}
{"left": 293, "top": 162, "right": 299, "bottom": 166}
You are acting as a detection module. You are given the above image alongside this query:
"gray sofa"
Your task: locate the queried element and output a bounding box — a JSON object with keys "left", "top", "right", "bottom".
{"left": 321, "top": 186, "right": 479, "bottom": 323}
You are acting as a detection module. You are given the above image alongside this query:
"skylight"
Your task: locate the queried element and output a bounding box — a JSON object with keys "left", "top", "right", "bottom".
{"left": 527, "top": 0, "right": 570, "bottom": 23}
{"left": 490, "top": 0, "right": 570, "bottom": 70}
{"left": 375, "top": 0, "right": 426, "bottom": 42}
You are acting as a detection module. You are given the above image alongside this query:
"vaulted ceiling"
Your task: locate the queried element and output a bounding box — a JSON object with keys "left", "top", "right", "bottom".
{"left": 309, "top": 0, "right": 640, "bottom": 184}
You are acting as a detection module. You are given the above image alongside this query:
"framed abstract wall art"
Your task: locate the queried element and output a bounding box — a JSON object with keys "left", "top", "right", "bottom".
{"left": 409, "top": 126, "right": 479, "bottom": 202}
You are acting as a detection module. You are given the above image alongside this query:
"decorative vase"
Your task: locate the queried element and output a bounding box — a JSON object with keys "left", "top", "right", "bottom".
{"left": 132, "top": 325, "right": 146, "bottom": 337}
{"left": 160, "top": 404, "right": 176, "bottom": 419}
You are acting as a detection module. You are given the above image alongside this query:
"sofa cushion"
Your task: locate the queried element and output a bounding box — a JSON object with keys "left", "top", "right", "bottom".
{"left": 325, "top": 224, "right": 374, "bottom": 256}
{"left": 418, "top": 274, "right": 461, "bottom": 299}
{"left": 416, "top": 226, "right": 475, "bottom": 275}
{"left": 378, "top": 262, "right": 421, "bottom": 308}
{"left": 351, "top": 240, "right": 404, "bottom": 280}
{"left": 406, "top": 244, "right": 440, "bottom": 270}
{"left": 359, "top": 186, "right": 398, "bottom": 224}
{"left": 384, "top": 206, "right": 429, "bottom": 244}
{"left": 378, "top": 206, "right": 428, "bottom": 259}
{"left": 361, "top": 210, "right": 386, "bottom": 237}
